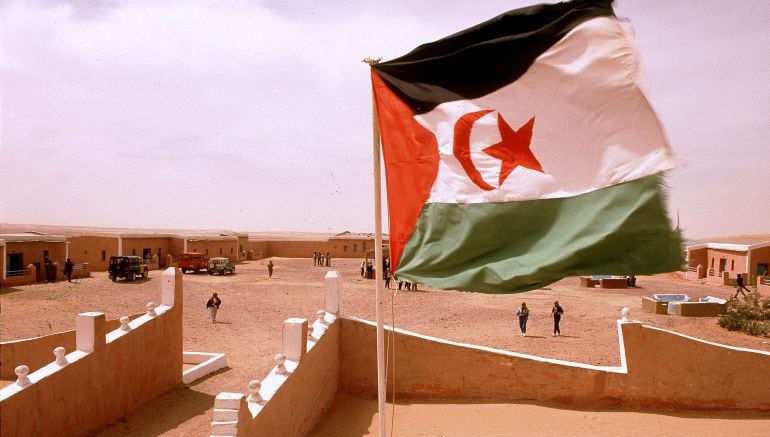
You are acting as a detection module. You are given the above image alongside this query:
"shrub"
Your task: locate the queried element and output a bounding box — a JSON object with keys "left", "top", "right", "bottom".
{"left": 717, "top": 291, "right": 770, "bottom": 337}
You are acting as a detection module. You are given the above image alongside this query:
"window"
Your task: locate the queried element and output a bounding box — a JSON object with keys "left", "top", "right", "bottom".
{"left": 206, "top": 249, "right": 209, "bottom": 255}
{"left": 711, "top": 258, "right": 714, "bottom": 268}
{"left": 43, "top": 250, "right": 49, "bottom": 261}
{"left": 132, "top": 249, "right": 136, "bottom": 256}
{"left": 101, "top": 250, "right": 106, "bottom": 261}
{"left": 343, "top": 245, "right": 348, "bottom": 252}
{"left": 731, "top": 260, "right": 734, "bottom": 271}
{"left": 353, "top": 243, "right": 358, "bottom": 252}
{"left": 8, "top": 253, "right": 24, "bottom": 271}
{"left": 363, "top": 242, "right": 367, "bottom": 252}
{"left": 219, "top": 248, "right": 223, "bottom": 255}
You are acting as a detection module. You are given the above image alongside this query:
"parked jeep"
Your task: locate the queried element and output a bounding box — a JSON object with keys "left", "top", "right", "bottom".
{"left": 178, "top": 252, "right": 209, "bottom": 274}
{"left": 208, "top": 257, "right": 235, "bottom": 275}
{"left": 108, "top": 256, "right": 149, "bottom": 282}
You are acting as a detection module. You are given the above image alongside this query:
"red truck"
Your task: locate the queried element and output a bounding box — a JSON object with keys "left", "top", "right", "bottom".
{"left": 178, "top": 252, "right": 209, "bottom": 274}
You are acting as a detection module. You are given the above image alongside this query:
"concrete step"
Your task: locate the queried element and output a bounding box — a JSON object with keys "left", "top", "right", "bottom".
{"left": 214, "top": 392, "right": 244, "bottom": 410}
{"left": 210, "top": 420, "right": 237, "bottom": 436}
{"left": 213, "top": 408, "right": 238, "bottom": 422}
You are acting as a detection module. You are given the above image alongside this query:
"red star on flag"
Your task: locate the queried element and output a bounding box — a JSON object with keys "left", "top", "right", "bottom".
{"left": 483, "top": 114, "right": 542, "bottom": 186}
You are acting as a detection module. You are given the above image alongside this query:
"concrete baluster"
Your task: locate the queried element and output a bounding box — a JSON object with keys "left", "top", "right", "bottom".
{"left": 274, "top": 353, "right": 288, "bottom": 375}
{"left": 324, "top": 270, "right": 342, "bottom": 315}
{"left": 621, "top": 307, "right": 631, "bottom": 322}
{"left": 282, "top": 318, "right": 308, "bottom": 362}
{"left": 312, "top": 310, "right": 329, "bottom": 338}
{"left": 147, "top": 302, "right": 157, "bottom": 317}
{"left": 76, "top": 312, "right": 106, "bottom": 353}
{"left": 15, "top": 365, "right": 31, "bottom": 387}
{"left": 248, "top": 380, "right": 263, "bottom": 403}
{"left": 54, "top": 346, "right": 68, "bottom": 366}
{"left": 120, "top": 316, "right": 131, "bottom": 331}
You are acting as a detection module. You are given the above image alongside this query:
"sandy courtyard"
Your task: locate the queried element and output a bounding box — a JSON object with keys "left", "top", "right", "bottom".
{"left": 1, "top": 258, "right": 769, "bottom": 436}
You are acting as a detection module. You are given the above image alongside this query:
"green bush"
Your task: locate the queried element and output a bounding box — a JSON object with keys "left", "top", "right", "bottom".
{"left": 717, "top": 291, "right": 770, "bottom": 337}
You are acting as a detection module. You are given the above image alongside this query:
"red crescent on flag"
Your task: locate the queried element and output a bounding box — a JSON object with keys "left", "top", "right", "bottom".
{"left": 453, "top": 109, "right": 496, "bottom": 191}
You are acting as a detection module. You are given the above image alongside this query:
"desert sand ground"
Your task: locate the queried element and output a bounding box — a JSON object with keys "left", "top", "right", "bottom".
{"left": 1, "top": 258, "right": 769, "bottom": 436}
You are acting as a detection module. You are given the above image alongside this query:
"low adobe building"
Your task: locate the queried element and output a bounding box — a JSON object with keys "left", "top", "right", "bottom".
{"left": 685, "top": 235, "right": 770, "bottom": 285}
{"left": 1, "top": 225, "right": 387, "bottom": 286}
{"left": 0, "top": 225, "right": 245, "bottom": 285}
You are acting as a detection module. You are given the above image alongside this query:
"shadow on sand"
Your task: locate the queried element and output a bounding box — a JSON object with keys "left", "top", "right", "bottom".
{"left": 92, "top": 386, "right": 216, "bottom": 437}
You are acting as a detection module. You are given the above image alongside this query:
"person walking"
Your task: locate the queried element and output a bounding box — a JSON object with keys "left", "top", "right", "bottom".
{"left": 551, "top": 301, "right": 564, "bottom": 336}
{"left": 64, "top": 258, "right": 75, "bottom": 282}
{"left": 206, "top": 293, "right": 222, "bottom": 323}
{"left": 325, "top": 252, "right": 331, "bottom": 267}
{"left": 384, "top": 270, "right": 391, "bottom": 289}
{"left": 733, "top": 273, "right": 750, "bottom": 299}
{"left": 267, "top": 260, "right": 274, "bottom": 278}
{"left": 515, "top": 302, "right": 530, "bottom": 336}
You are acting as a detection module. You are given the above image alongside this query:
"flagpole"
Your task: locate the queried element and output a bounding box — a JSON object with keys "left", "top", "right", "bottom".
{"left": 363, "top": 56, "right": 386, "bottom": 437}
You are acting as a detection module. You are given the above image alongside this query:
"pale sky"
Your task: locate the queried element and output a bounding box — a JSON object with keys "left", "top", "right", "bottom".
{"left": 1, "top": 0, "right": 768, "bottom": 239}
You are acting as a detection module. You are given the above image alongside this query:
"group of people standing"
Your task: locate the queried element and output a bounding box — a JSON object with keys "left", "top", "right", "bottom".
{"left": 515, "top": 301, "right": 564, "bottom": 337}
{"left": 359, "top": 257, "right": 416, "bottom": 291}
{"left": 313, "top": 251, "right": 331, "bottom": 267}
{"left": 43, "top": 257, "right": 76, "bottom": 283}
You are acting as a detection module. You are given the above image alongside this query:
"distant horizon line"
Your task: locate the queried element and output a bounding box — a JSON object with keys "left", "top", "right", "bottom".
{"left": 0, "top": 222, "right": 380, "bottom": 236}
{"left": 2, "top": 222, "right": 769, "bottom": 244}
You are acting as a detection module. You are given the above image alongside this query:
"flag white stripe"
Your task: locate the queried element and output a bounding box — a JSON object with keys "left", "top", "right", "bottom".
{"left": 417, "top": 17, "right": 673, "bottom": 204}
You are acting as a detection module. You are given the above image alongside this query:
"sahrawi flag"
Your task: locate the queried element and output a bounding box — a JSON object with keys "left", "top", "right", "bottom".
{"left": 371, "top": 0, "right": 683, "bottom": 293}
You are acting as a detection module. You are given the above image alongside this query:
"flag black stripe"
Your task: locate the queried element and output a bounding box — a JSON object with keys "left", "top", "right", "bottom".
{"left": 373, "top": 0, "right": 615, "bottom": 114}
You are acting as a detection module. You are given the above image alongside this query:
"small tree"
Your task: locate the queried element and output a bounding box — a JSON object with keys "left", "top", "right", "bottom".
{"left": 718, "top": 291, "right": 770, "bottom": 337}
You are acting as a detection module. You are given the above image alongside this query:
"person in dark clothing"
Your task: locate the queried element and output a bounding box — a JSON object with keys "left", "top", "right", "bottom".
{"left": 206, "top": 293, "right": 222, "bottom": 323}
{"left": 733, "top": 274, "right": 750, "bottom": 299}
{"left": 64, "top": 258, "right": 75, "bottom": 282}
{"left": 515, "top": 302, "right": 530, "bottom": 336}
{"left": 551, "top": 301, "right": 564, "bottom": 337}
{"left": 267, "top": 260, "right": 274, "bottom": 278}
{"left": 45, "top": 259, "right": 56, "bottom": 283}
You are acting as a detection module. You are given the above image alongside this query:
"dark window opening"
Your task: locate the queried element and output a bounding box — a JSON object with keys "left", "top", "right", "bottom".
{"left": 101, "top": 250, "right": 107, "bottom": 261}
{"left": 8, "top": 253, "right": 24, "bottom": 272}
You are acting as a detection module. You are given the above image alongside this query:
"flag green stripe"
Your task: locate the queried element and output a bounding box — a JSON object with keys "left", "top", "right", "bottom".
{"left": 395, "top": 174, "right": 683, "bottom": 293}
